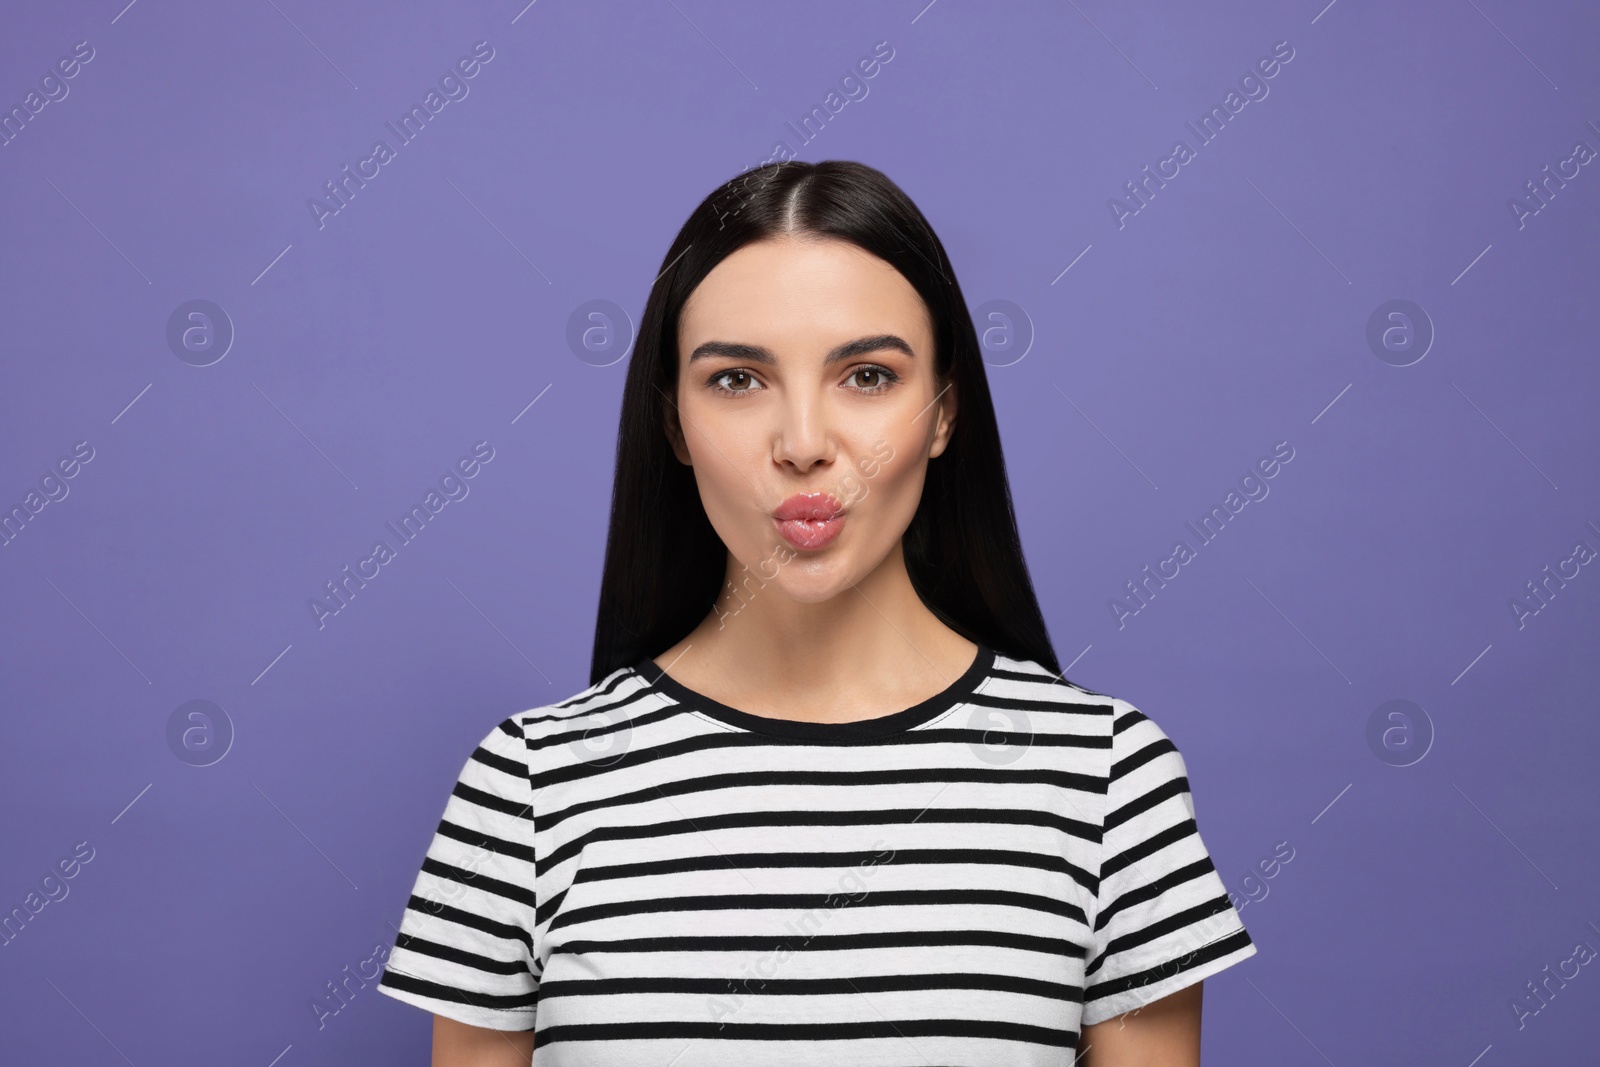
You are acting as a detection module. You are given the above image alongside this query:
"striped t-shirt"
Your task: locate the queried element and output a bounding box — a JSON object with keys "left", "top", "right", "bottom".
{"left": 377, "top": 643, "right": 1257, "bottom": 1062}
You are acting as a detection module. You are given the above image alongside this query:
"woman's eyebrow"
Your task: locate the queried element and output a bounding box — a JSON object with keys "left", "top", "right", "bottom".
{"left": 687, "top": 334, "right": 915, "bottom": 366}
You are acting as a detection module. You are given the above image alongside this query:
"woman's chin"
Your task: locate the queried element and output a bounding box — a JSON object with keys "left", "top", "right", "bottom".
{"left": 763, "top": 563, "right": 860, "bottom": 605}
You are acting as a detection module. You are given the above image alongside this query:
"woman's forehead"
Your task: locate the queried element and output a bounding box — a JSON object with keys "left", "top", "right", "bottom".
{"left": 680, "top": 238, "right": 930, "bottom": 348}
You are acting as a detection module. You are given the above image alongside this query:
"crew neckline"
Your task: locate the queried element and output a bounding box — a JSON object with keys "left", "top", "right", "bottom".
{"left": 632, "top": 643, "right": 995, "bottom": 741}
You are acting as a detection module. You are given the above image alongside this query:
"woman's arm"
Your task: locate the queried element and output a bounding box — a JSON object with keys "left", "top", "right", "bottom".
{"left": 1078, "top": 982, "right": 1203, "bottom": 1067}
{"left": 431, "top": 1014, "right": 536, "bottom": 1065}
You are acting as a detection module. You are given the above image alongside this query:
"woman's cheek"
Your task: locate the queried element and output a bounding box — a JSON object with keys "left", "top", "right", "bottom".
{"left": 838, "top": 472, "right": 867, "bottom": 506}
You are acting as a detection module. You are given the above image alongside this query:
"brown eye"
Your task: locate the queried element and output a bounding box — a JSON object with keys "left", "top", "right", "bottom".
{"left": 709, "top": 369, "right": 764, "bottom": 396}
{"left": 847, "top": 365, "right": 900, "bottom": 393}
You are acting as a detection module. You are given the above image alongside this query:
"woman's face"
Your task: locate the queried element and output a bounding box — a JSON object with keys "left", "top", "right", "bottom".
{"left": 669, "top": 234, "right": 956, "bottom": 605}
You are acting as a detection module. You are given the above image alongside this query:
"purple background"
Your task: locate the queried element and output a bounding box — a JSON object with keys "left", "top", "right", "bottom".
{"left": 3, "top": 0, "right": 1597, "bottom": 1063}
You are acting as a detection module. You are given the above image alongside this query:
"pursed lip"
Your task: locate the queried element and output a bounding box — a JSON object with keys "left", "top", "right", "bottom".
{"left": 773, "top": 492, "right": 844, "bottom": 521}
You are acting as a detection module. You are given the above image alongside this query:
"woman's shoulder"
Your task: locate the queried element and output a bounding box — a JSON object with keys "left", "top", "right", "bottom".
{"left": 466, "top": 662, "right": 655, "bottom": 758}
{"left": 988, "top": 648, "right": 1126, "bottom": 713}
{"left": 988, "top": 650, "right": 1180, "bottom": 752}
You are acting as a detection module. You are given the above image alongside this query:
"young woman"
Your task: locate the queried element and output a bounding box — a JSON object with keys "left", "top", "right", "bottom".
{"left": 377, "top": 160, "right": 1257, "bottom": 1065}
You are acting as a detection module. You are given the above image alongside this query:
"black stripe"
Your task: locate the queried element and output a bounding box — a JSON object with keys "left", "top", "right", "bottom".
{"left": 1110, "top": 733, "right": 1177, "bottom": 782}
{"left": 471, "top": 739, "right": 527, "bottom": 780}
{"left": 536, "top": 969, "right": 1080, "bottom": 1001}
{"left": 419, "top": 856, "right": 537, "bottom": 910}
{"left": 556, "top": 926, "right": 1085, "bottom": 958}
{"left": 393, "top": 932, "right": 531, "bottom": 976}
{"left": 986, "top": 664, "right": 1068, "bottom": 684}
{"left": 378, "top": 966, "right": 537, "bottom": 1013}
{"left": 985, "top": 663, "right": 1119, "bottom": 701}
{"left": 432, "top": 816, "right": 535, "bottom": 865}
{"left": 1104, "top": 774, "right": 1189, "bottom": 832}
{"left": 451, "top": 779, "right": 533, "bottom": 821}
{"left": 538, "top": 805, "right": 1099, "bottom": 875}
{"left": 546, "top": 886, "right": 1088, "bottom": 934}
{"left": 550, "top": 667, "right": 639, "bottom": 708}
{"left": 525, "top": 688, "right": 674, "bottom": 750}
{"left": 1100, "top": 818, "right": 1198, "bottom": 880}
{"left": 540, "top": 764, "right": 1104, "bottom": 833}
{"left": 535, "top": 1016, "right": 1076, "bottom": 1048}
{"left": 402, "top": 894, "right": 533, "bottom": 952}
{"left": 1086, "top": 893, "right": 1239, "bottom": 975}
{"left": 1095, "top": 856, "right": 1216, "bottom": 931}
{"left": 567, "top": 844, "right": 1095, "bottom": 895}
{"left": 915, "top": 726, "right": 1112, "bottom": 750}
{"left": 965, "top": 690, "right": 1115, "bottom": 716}
{"left": 1084, "top": 927, "right": 1254, "bottom": 1002}
{"left": 531, "top": 725, "right": 1112, "bottom": 794}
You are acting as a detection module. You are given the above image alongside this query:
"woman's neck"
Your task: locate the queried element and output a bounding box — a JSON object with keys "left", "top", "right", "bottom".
{"left": 652, "top": 548, "right": 979, "bottom": 725}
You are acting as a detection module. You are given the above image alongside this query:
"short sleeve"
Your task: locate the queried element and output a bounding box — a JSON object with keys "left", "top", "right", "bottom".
{"left": 1081, "top": 700, "right": 1257, "bottom": 1026}
{"left": 377, "top": 714, "right": 540, "bottom": 1031}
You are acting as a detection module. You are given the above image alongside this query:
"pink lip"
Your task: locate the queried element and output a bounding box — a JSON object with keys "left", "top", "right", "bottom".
{"left": 773, "top": 492, "right": 845, "bottom": 550}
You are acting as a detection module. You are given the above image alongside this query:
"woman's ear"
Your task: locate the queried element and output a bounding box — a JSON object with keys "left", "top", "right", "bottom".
{"left": 663, "top": 396, "right": 693, "bottom": 466}
{"left": 928, "top": 378, "right": 957, "bottom": 459}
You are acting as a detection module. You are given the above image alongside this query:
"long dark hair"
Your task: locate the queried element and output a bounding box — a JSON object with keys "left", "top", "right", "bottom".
{"left": 589, "top": 160, "right": 1064, "bottom": 683}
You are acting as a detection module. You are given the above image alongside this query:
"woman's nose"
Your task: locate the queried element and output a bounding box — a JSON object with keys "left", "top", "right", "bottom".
{"left": 771, "top": 391, "right": 835, "bottom": 471}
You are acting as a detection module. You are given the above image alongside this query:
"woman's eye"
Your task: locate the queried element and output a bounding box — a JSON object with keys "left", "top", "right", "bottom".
{"left": 711, "top": 370, "right": 762, "bottom": 395}
{"left": 849, "top": 366, "right": 899, "bottom": 393}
